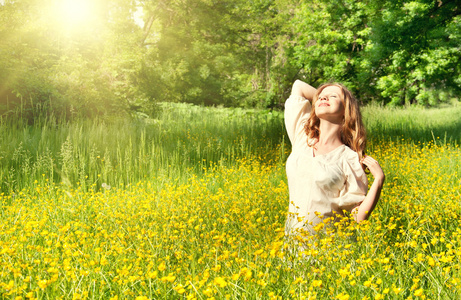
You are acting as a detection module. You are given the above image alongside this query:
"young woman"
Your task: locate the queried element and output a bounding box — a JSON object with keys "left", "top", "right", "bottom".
{"left": 284, "top": 80, "right": 385, "bottom": 237}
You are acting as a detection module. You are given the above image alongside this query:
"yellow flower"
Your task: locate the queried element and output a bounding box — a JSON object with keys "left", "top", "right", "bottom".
{"left": 4, "top": 280, "right": 14, "bottom": 291}
{"left": 160, "top": 273, "right": 176, "bottom": 283}
{"left": 214, "top": 277, "right": 227, "bottom": 288}
{"left": 312, "top": 280, "right": 322, "bottom": 287}
{"left": 174, "top": 284, "right": 186, "bottom": 294}
{"left": 158, "top": 262, "right": 166, "bottom": 272}
{"left": 293, "top": 277, "right": 303, "bottom": 284}
{"left": 374, "top": 293, "right": 384, "bottom": 300}
{"left": 211, "top": 265, "right": 221, "bottom": 272}
{"left": 38, "top": 279, "right": 48, "bottom": 289}
{"left": 335, "top": 292, "right": 349, "bottom": 300}
{"left": 414, "top": 289, "right": 424, "bottom": 297}
{"left": 203, "top": 287, "right": 214, "bottom": 297}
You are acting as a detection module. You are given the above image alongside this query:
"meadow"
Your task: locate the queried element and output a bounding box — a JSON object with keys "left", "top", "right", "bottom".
{"left": 1, "top": 103, "right": 461, "bottom": 299}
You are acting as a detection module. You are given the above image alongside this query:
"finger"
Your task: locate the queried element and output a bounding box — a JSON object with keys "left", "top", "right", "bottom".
{"left": 362, "top": 158, "right": 379, "bottom": 168}
{"left": 364, "top": 156, "right": 378, "bottom": 164}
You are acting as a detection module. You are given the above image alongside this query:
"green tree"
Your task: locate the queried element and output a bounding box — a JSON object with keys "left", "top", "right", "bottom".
{"left": 137, "top": 0, "right": 300, "bottom": 108}
{"left": 288, "top": 0, "right": 375, "bottom": 100}
{"left": 284, "top": 0, "right": 461, "bottom": 106}
{"left": 364, "top": 0, "right": 461, "bottom": 105}
{"left": 0, "top": 0, "right": 147, "bottom": 121}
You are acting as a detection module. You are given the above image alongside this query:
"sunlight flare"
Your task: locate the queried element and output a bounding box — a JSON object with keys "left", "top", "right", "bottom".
{"left": 57, "top": 0, "right": 94, "bottom": 28}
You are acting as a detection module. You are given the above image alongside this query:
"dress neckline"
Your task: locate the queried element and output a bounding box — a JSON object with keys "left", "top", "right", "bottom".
{"left": 312, "top": 144, "right": 345, "bottom": 158}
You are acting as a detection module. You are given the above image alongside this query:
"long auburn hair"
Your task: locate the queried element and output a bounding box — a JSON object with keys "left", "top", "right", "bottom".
{"left": 305, "top": 83, "right": 367, "bottom": 164}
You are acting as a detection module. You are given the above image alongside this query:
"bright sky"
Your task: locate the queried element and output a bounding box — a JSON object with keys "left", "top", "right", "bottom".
{"left": 52, "top": 0, "right": 144, "bottom": 31}
{"left": 134, "top": 6, "right": 144, "bottom": 28}
{"left": 0, "top": 0, "right": 144, "bottom": 33}
{"left": 57, "top": 0, "right": 94, "bottom": 28}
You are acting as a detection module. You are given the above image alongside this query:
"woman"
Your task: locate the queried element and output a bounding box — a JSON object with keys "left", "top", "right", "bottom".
{"left": 284, "top": 80, "right": 385, "bottom": 238}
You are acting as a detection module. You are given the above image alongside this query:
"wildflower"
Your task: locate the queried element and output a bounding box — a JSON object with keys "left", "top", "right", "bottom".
{"left": 335, "top": 292, "right": 350, "bottom": 300}
{"left": 160, "top": 273, "right": 176, "bottom": 283}
{"left": 214, "top": 277, "right": 227, "bottom": 288}
{"left": 38, "top": 279, "right": 48, "bottom": 289}
{"left": 312, "top": 280, "right": 322, "bottom": 287}
{"left": 414, "top": 289, "right": 424, "bottom": 297}
{"left": 293, "top": 277, "right": 304, "bottom": 284}
{"left": 211, "top": 265, "right": 221, "bottom": 272}
{"left": 203, "top": 287, "right": 214, "bottom": 297}
{"left": 158, "top": 262, "right": 166, "bottom": 272}
{"left": 174, "top": 284, "right": 186, "bottom": 294}
{"left": 374, "top": 294, "right": 384, "bottom": 300}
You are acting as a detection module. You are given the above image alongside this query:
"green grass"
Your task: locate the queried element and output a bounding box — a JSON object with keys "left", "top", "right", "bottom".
{"left": 1, "top": 102, "right": 460, "bottom": 195}
{"left": 362, "top": 103, "right": 461, "bottom": 145}
{"left": 0, "top": 103, "right": 286, "bottom": 194}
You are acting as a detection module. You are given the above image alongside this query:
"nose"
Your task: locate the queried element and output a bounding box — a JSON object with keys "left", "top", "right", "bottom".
{"left": 319, "top": 95, "right": 328, "bottom": 101}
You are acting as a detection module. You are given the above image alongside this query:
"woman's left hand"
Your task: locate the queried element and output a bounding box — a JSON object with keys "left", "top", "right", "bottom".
{"left": 354, "top": 155, "right": 385, "bottom": 222}
{"left": 361, "top": 156, "right": 385, "bottom": 184}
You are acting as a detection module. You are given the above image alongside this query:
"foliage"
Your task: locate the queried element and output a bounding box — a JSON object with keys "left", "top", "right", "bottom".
{"left": 1, "top": 0, "right": 460, "bottom": 122}
{"left": 0, "top": 0, "right": 145, "bottom": 121}
{"left": 364, "top": 0, "right": 461, "bottom": 105}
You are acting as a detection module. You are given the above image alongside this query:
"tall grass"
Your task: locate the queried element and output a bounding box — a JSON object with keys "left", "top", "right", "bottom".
{"left": 362, "top": 103, "right": 461, "bottom": 146}
{"left": 0, "top": 103, "right": 286, "bottom": 194}
{"left": 2, "top": 103, "right": 461, "bottom": 194}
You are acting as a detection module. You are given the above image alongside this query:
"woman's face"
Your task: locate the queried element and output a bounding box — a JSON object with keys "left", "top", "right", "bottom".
{"left": 314, "top": 85, "right": 345, "bottom": 122}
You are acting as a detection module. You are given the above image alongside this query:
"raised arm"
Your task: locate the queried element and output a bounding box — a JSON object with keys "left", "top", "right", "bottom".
{"left": 291, "top": 80, "right": 317, "bottom": 101}
{"left": 284, "top": 80, "right": 315, "bottom": 146}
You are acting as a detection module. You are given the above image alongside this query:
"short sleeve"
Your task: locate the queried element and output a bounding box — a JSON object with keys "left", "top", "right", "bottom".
{"left": 339, "top": 153, "right": 368, "bottom": 210}
{"left": 284, "top": 95, "right": 311, "bottom": 146}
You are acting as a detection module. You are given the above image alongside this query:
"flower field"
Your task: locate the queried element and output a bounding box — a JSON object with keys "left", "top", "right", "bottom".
{"left": 1, "top": 104, "right": 461, "bottom": 299}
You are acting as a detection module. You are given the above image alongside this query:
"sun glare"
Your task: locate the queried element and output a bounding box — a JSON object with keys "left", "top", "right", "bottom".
{"left": 57, "top": 0, "right": 94, "bottom": 28}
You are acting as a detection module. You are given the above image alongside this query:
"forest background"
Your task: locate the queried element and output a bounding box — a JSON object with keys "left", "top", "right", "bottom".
{"left": 1, "top": 0, "right": 460, "bottom": 123}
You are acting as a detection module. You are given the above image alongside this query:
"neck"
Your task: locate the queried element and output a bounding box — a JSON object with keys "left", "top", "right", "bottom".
{"left": 317, "top": 120, "right": 342, "bottom": 146}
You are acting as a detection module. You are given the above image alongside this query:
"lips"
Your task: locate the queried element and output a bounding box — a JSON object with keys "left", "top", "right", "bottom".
{"left": 318, "top": 103, "right": 330, "bottom": 107}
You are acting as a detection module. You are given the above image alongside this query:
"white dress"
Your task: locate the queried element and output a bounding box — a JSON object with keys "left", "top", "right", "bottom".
{"left": 284, "top": 94, "right": 368, "bottom": 236}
